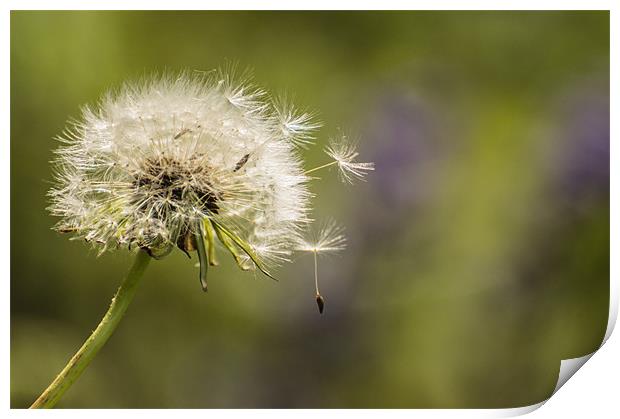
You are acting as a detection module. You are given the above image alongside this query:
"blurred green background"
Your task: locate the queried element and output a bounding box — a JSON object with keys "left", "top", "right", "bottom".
{"left": 10, "top": 11, "right": 609, "bottom": 408}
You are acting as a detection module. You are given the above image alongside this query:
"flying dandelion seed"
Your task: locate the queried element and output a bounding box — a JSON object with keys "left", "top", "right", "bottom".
{"left": 324, "top": 135, "right": 375, "bottom": 183}
{"left": 305, "top": 135, "right": 375, "bottom": 183}
{"left": 296, "top": 220, "right": 347, "bottom": 313}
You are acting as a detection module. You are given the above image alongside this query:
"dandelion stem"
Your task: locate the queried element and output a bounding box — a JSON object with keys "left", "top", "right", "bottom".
{"left": 30, "top": 250, "right": 151, "bottom": 409}
{"left": 304, "top": 160, "right": 338, "bottom": 175}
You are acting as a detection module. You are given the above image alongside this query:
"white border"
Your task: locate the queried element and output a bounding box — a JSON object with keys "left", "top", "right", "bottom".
{"left": 3, "top": 2, "right": 617, "bottom": 417}
{"left": 0, "top": 0, "right": 615, "bottom": 10}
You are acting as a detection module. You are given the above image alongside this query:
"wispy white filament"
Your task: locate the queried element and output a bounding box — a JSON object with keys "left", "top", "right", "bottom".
{"left": 296, "top": 220, "right": 347, "bottom": 306}
{"left": 296, "top": 219, "right": 347, "bottom": 254}
{"left": 325, "top": 136, "right": 375, "bottom": 184}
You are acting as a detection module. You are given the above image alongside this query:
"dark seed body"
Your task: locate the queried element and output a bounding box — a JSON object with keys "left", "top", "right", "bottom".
{"left": 316, "top": 295, "right": 325, "bottom": 314}
{"left": 173, "top": 128, "right": 191, "bottom": 139}
{"left": 233, "top": 154, "right": 250, "bottom": 172}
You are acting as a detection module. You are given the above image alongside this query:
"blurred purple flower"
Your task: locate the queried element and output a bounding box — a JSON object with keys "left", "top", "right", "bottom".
{"left": 363, "top": 92, "right": 442, "bottom": 209}
{"left": 556, "top": 87, "right": 609, "bottom": 204}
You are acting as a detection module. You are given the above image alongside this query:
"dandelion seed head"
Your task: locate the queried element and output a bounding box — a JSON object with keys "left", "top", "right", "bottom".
{"left": 48, "top": 71, "right": 319, "bottom": 268}
{"left": 325, "top": 135, "right": 375, "bottom": 183}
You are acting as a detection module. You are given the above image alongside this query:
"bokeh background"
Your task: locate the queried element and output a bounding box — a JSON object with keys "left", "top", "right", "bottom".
{"left": 10, "top": 11, "right": 609, "bottom": 408}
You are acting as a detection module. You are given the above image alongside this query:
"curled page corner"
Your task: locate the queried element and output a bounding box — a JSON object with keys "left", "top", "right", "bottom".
{"left": 550, "top": 283, "right": 619, "bottom": 396}
{"left": 552, "top": 353, "right": 595, "bottom": 394}
{"left": 491, "top": 279, "right": 617, "bottom": 417}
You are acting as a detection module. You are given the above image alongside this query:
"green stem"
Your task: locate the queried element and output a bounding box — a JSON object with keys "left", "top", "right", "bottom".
{"left": 30, "top": 250, "right": 151, "bottom": 409}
